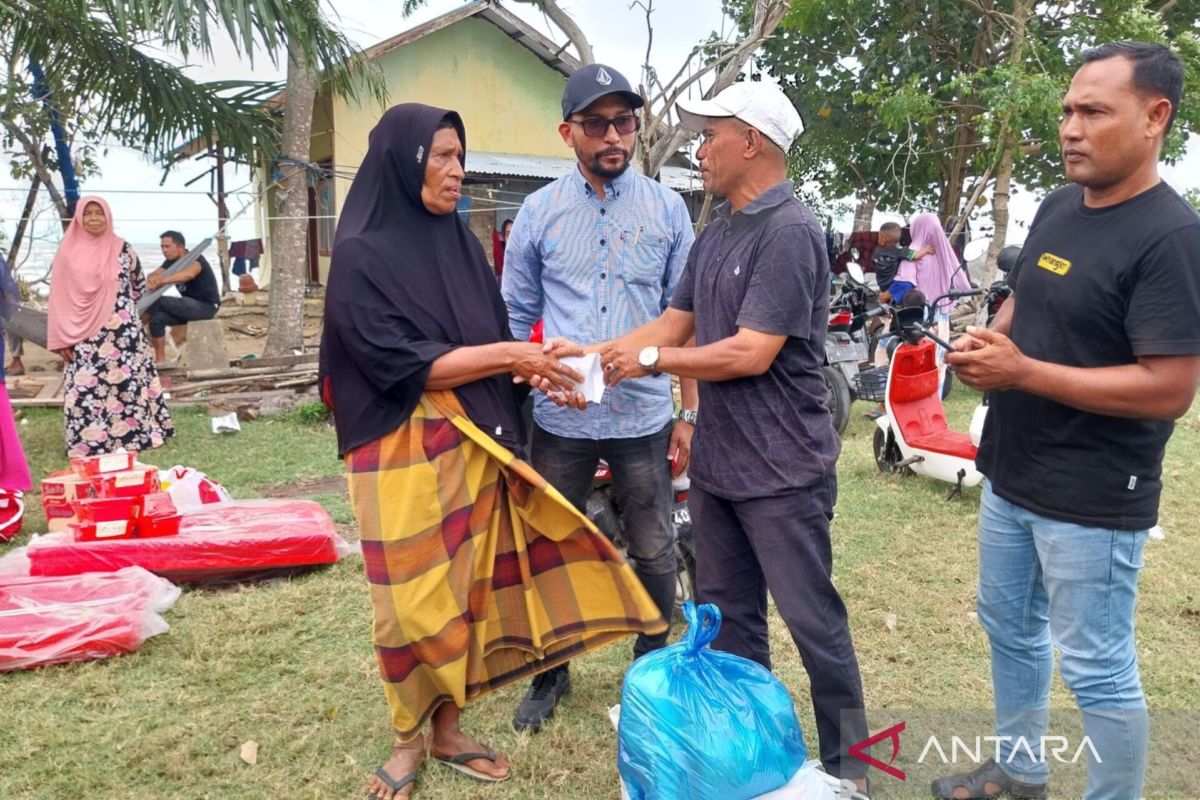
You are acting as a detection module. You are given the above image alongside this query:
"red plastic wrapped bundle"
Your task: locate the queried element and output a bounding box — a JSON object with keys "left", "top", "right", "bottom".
{"left": 0, "top": 567, "right": 179, "bottom": 672}
{"left": 26, "top": 499, "right": 349, "bottom": 583}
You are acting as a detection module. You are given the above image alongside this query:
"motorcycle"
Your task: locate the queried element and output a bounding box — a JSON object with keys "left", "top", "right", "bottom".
{"left": 824, "top": 251, "right": 882, "bottom": 434}
{"left": 586, "top": 460, "right": 697, "bottom": 619}
{"left": 983, "top": 244, "right": 1020, "bottom": 326}
{"left": 870, "top": 287, "right": 987, "bottom": 500}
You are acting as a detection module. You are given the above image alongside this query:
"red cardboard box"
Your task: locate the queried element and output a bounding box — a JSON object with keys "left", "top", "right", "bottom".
{"left": 138, "top": 492, "right": 177, "bottom": 519}
{"left": 71, "top": 497, "right": 140, "bottom": 542}
{"left": 136, "top": 514, "right": 181, "bottom": 538}
{"left": 70, "top": 452, "right": 136, "bottom": 478}
{"left": 91, "top": 466, "right": 159, "bottom": 499}
{"left": 43, "top": 470, "right": 96, "bottom": 532}
{"left": 42, "top": 470, "right": 94, "bottom": 503}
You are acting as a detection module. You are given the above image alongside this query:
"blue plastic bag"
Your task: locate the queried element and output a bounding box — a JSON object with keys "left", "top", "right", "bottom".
{"left": 617, "top": 601, "right": 809, "bottom": 800}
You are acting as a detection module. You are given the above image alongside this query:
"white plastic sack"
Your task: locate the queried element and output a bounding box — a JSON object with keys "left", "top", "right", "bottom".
{"left": 160, "top": 465, "right": 233, "bottom": 512}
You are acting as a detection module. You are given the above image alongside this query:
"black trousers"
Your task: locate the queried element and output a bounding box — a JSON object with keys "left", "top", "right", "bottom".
{"left": 146, "top": 296, "right": 217, "bottom": 338}
{"left": 531, "top": 423, "right": 676, "bottom": 656}
{"left": 690, "top": 473, "right": 869, "bottom": 780}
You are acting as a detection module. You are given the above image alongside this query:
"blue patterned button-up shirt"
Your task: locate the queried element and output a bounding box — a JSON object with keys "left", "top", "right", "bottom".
{"left": 502, "top": 166, "right": 694, "bottom": 439}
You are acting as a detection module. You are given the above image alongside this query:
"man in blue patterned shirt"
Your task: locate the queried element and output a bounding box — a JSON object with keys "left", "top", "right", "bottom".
{"left": 502, "top": 63, "right": 696, "bottom": 732}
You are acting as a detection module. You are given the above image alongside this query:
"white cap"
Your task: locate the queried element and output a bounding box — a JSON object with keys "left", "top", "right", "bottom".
{"left": 676, "top": 82, "right": 804, "bottom": 153}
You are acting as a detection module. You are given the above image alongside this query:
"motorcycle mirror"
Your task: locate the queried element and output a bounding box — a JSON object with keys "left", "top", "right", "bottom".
{"left": 846, "top": 262, "right": 867, "bottom": 284}
{"left": 962, "top": 238, "right": 992, "bottom": 262}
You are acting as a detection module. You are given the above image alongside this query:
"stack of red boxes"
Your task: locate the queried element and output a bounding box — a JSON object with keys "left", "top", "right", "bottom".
{"left": 40, "top": 453, "right": 181, "bottom": 542}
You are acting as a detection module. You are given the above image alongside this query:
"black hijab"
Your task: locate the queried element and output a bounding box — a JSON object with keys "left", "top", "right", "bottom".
{"left": 319, "top": 103, "right": 524, "bottom": 456}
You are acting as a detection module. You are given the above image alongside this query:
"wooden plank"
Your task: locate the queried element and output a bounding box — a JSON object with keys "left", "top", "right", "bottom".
{"left": 232, "top": 353, "right": 319, "bottom": 369}
{"left": 10, "top": 396, "right": 63, "bottom": 408}
{"left": 7, "top": 306, "right": 48, "bottom": 349}
{"left": 34, "top": 376, "right": 63, "bottom": 400}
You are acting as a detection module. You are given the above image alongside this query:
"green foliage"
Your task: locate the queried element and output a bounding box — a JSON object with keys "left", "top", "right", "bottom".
{"left": 0, "top": 0, "right": 386, "bottom": 168}
{"left": 290, "top": 401, "right": 332, "bottom": 426}
{"left": 735, "top": 0, "right": 1199, "bottom": 218}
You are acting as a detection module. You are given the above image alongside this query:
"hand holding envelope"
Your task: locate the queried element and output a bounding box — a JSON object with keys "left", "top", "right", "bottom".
{"left": 558, "top": 353, "right": 607, "bottom": 404}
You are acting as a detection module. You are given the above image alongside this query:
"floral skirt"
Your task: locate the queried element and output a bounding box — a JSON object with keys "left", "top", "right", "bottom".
{"left": 63, "top": 311, "right": 174, "bottom": 457}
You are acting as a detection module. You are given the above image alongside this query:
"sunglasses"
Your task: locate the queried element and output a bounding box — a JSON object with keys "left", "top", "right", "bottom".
{"left": 569, "top": 114, "right": 641, "bottom": 138}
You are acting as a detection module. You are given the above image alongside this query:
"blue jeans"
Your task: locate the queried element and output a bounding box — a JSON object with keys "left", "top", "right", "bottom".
{"left": 977, "top": 482, "right": 1148, "bottom": 800}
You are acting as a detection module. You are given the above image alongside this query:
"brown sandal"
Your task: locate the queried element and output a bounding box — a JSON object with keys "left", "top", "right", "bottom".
{"left": 931, "top": 759, "right": 1047, "bottom": 799}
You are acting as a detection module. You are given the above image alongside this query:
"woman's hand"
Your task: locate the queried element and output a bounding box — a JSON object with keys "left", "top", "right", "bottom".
{"left": 510, "top": 341, "right": 585, "bottom": 399}
{"left": 55, "top": 346, "right": 75, "bottom": 364}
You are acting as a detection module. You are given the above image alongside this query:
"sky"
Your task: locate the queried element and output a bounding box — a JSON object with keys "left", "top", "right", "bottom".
{"left": 4, "top": 0, "right": 1198, "bottom": 271}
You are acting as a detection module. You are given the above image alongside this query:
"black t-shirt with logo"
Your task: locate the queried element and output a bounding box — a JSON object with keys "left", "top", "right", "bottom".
{"left": 976, "top": 181, "right": 1200, "bottom": 530}
{"left": 164, "top": 254, "right": 221, "bottom": 306}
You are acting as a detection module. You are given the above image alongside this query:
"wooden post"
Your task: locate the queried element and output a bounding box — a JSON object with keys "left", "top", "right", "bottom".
{"left": 214, "top": 144, "right": 232, "bottom": 295}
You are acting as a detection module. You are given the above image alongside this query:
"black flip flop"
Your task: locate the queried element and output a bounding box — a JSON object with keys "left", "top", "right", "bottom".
{"left": 367, "top": 766, "right": 418, "bottom": 799}
{"left": 434, "top": 745, "right": 509, "bottom": 783}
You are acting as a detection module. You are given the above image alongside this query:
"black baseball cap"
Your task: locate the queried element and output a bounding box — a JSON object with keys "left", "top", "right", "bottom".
{"left": 561, "top": 64, "right": 644, "bottom": 120}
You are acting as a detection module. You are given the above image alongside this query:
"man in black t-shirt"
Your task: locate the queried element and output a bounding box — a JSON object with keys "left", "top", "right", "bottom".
{"left": 938, "top": 42, "right": 1200, "bottom": 800}
{"left": 596, "top": 82, "right": 869, "bottom": 792}
{"left": 145, "top": 230, "right": 220, "bottom": 363}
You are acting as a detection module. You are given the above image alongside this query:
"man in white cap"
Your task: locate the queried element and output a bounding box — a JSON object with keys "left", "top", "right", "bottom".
{"left": 598, "top": 80, "right": 870, "bottom": 792}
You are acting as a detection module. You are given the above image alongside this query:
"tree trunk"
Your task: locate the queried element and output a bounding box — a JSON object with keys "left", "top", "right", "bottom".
{"left": 980, "top": 0, "right": 1030, "bottom": 288}
{"left": 980, "top": 146, "right": 1013, "bottom": 288}
{"left": 7, "top": 170, "right": 43, "bottom": 268}
{"left": 539, "top": 0, "right": 594, "bottom": 65}
{"left": 264, "top": 45, "right": 317, "bottom": 357}
{"left": 852, "top": 197, "right": 876, "bottom": 232}
{"left": 215, "top": 145, "right": 232, "bottom": 295}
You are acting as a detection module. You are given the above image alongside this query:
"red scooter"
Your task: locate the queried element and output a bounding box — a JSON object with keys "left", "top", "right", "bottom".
{"left": 870, "top": 291, "right": 986, "bottom": 499}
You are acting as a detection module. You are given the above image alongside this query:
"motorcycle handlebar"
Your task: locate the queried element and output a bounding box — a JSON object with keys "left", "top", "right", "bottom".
{"left": 864, "top": 305, "right": 890, "bottom": 319}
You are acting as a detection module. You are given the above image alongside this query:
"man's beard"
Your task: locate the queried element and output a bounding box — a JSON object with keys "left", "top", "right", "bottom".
{"left": 588, "top": 147, "right": 631, "bottom": 180}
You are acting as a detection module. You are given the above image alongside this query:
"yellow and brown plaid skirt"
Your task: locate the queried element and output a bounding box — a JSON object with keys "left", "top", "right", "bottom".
{"left": 345, "top": 391, "right": 667, "bottom": 740}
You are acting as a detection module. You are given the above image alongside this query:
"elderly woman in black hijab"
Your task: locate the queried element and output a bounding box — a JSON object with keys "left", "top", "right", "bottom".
{"left": 321, "top": 105, "right": 667, "bottom": 800}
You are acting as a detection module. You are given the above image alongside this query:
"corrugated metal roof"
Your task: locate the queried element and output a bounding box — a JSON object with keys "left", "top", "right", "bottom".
{"left": 467, "top": 151, "right": 702, "bottom": 192}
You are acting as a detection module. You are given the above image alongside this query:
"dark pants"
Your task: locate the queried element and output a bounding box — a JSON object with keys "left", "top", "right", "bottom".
{"left": 690, "top": 474, "right": 869, "bottom": 780}
{"left": 146, "top": 296, "right": 217, "bottom": 338}
{"left": 532, "top": 422, "right": 676, "bottom": 655}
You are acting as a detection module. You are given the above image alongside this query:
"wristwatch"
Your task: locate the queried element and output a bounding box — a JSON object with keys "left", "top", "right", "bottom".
{"left": 637, "top": 345, "right": 661, "bottom": 376}
{"left": 678, "top": 409, "right": 698, "bottom": 425}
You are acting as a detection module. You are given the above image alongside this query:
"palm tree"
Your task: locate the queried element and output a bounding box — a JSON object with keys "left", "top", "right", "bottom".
{"left": 1, "top": 0, "right": 381, "bottom": 175}
{"left": 1, "top": 0, "right": 385, "bottom": 354}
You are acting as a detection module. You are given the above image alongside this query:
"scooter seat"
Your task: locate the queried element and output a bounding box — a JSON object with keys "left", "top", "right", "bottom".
{"left": 906, "top": 428, "right": 978, "bottom": 460}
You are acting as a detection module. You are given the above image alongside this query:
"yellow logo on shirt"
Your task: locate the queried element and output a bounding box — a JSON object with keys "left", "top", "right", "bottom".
{"left": 1037, "top": 252, "right": 1071, "bottom": 276}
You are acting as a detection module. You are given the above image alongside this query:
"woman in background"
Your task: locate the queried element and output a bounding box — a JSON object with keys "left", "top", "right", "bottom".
{"left": 0, "top": 257, "right": 32, "bottom": 535}
{"left": 47, "top": 196, "right": 173, "bottom": 457}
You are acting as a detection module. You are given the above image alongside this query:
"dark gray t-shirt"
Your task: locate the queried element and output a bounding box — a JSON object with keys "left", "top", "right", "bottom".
{"left": 671, "top": 181, "right": 839, "bottom": 501}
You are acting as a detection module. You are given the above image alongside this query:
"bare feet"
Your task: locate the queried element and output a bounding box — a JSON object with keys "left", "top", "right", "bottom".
{"left": 429, "top": 727, "right": 510, "bottom": 781}
{"left": 365, "top": 734, "right": 424, "bottom": 800}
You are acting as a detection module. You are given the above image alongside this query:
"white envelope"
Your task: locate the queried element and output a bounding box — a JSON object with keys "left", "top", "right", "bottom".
{"left": 558, "top": 353, "right": 606, "bottom": 404}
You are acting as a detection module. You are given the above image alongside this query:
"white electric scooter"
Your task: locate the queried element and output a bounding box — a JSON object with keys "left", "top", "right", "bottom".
{"left": 858, "top": 236, "right": 991, "bottom": 499}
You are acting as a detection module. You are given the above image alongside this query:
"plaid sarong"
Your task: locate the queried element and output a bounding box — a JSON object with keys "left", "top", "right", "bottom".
{"left": 345, "top": 391, "right": 668, "bottom": 740}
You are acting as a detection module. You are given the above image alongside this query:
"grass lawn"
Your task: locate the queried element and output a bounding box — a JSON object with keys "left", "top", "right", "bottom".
{"left": 2, "top": 395, "right": 1198, "bottom": 799}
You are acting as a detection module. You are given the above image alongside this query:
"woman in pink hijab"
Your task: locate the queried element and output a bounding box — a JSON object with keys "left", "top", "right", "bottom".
{"left": 47, "top": 197, "right": 173, "bottom": 457}
{"left": 890, "top": 212, "right": 973, "bottom": 389}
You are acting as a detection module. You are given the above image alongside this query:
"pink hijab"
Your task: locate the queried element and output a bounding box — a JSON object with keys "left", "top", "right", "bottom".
{"left": 46, "top": 196, "right": 126, "bottom": 350}
{"left": 895, "top": 213, "right": 972, "bottom": 310}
